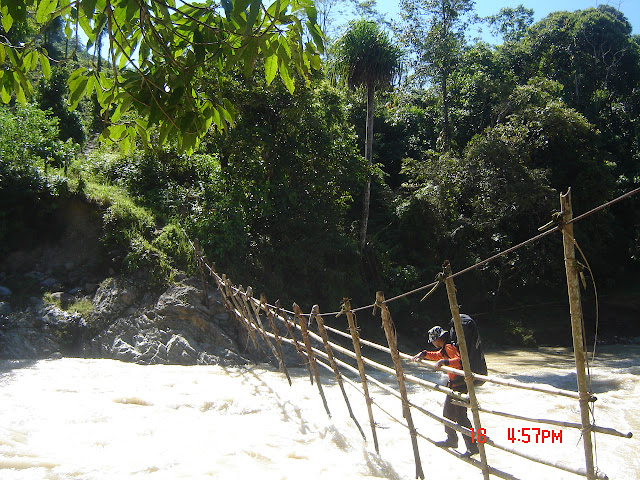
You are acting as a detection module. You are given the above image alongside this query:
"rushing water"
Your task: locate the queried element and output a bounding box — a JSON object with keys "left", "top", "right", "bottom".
{"left": 1, "top": 346, "right": 638, "bottom": 480}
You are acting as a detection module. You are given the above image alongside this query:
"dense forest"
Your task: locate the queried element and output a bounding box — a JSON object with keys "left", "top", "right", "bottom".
{"left": 1, "top": 0, "right": 639, "bottom": 344}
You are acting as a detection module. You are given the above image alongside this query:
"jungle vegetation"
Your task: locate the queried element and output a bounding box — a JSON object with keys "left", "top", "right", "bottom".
{"left": 1, "top": 0, "right": 639, "bottom": 342}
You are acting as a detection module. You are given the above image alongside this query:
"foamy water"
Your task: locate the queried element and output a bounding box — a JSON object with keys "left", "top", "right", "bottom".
{"left": 1, "top": 346, "right": 638, "bottom": 480}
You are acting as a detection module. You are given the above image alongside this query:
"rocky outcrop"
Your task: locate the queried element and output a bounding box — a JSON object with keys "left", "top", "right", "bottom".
{"left": 0, "top": 274, "right": 285, "bottom": 367}
{"left": 88, "top": 276, "right": 248, "bottom": 365}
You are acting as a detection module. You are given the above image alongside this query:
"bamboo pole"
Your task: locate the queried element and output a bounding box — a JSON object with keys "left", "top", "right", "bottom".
{"left": 312, "top": 305, "right": 366, "bottom": 439}
{"left": 377, "top": 291, "right": 424, "bottom": 480}
{"left": 294, "top": 303, "right": 331, "bottom": 417}
{"left": 560, "top": 189, "right": 596, "bottom": 480}
{"left": 278, "top": 300, "right": 314, "bottom": 384}
{"left": 262, "top": 296, "right": 292, "bottom": 386}
{"left": 443, "top": 261, "right": 490, "bottom": 480}
{"left": 244, "top": 287, "right": 289, "bottom": 379}
{"left": 223, "top": 276, "right": 259, "bottom": 355}
{"left": 344, "top": 298, "right": 380, "bottom": 454}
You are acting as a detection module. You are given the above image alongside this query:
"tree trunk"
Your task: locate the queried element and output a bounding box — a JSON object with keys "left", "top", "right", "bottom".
{"left": 359, "top": 82, "right": 375, "bottom": 253}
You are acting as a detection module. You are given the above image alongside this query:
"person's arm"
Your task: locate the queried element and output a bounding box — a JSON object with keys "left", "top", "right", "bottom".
{"left": 441, "top": 344, "right": 462, "bottom": 369}
{"left": 412, "top": 349, "right": 443, "bottom": 362}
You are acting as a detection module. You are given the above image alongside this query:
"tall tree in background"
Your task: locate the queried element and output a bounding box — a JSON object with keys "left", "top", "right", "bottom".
{"left": 398, "top": 0, "right": 474, "bottom": 152}
{"left": 329, "top": 19, "right": 401, "bottom": 252}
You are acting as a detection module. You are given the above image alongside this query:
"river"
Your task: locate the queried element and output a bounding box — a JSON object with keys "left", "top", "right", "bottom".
{"left": 1, "top": 346, "right": 638, "bottom": 480}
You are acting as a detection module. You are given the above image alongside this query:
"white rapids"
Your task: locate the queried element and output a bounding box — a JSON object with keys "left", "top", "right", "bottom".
{"left": 0, "top": 345, "right": 638, "bottom": 480}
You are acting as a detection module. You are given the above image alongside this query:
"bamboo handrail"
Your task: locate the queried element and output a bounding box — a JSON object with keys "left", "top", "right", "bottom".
{"left": 253, "top": 297, "right": 470, "bottom": 403}
{"left": 323, "top": 323, "right": 583, "bottom": 400}
{"left": 311, "top": 348, "right": 521, "bottom": 480}
{"left": 451, "top": 399, "right": 633, "bottom": 438}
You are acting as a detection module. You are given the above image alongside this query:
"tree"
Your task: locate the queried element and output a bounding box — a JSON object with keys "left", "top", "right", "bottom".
{"left": 398, "top": 0, "right": 474, "bottom": 152}
{"left": 486, "top": 5, "right": 534, "bottom": 43}
{"left": 329, "top": 19, "right": 401, "bottom": 252}
{"left": 0, "top": 0, "right": 324, "bottom": 151}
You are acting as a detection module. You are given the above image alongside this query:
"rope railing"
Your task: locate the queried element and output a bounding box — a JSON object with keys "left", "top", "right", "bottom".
{"left": 181, "top": 186, "right": 640, "bottom": 480}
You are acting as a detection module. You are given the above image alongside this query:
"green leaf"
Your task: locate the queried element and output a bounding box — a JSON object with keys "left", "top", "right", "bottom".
{"left": 39, "top": 52, "right": 51, "bottom": 78}
{"left": 265, "top": 53, "right": 278, "bottom": 84}
{"left": 36, "top": 0, "right": 58, "bottom": 23}
{"left": 304, "top": 5, "right": 317, "bottom": 24}
{"left": 1, "top": 7, "right": 13, "bottom": 32}
{"left": 15, "top": 82, "right": 26, "bottom": 105}
{"left": 279, "top": 60, "right": 294, "bottom": 94}
{"left": 0, "top": 85, "right": 11, "bottom": 104}
{"left": 69, "top": 76, "right": 89, "bottom": 110}
{"left": 80, "top": 0, "right": 98, "bottom": 16}
{"left": 245, "top": 0, "right": 261, "bottom": 33}
{"left": 221, "top": 0, "right": 233, "bottom": 19}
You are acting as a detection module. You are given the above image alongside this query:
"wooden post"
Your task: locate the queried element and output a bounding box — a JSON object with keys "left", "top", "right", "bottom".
{"left": 344, "top": 298, "right": 380, "bottom": 454}
{"left": 443, "top": 262, "right": 490, "bottom": 480}
{"left": 560, "top": 189, "right": 596, "bottom": 480}
{"left": 279, "top": 300, "right": 313, "bottom": 384}
{"left": 245, "top": 287, "right": 288, "bottom": 376}
{"left": 312, "top": 305, "right": 366, "bottom": 440}
{"left": 377, "top": 291, "right": 424, "bottom": 480}
{"left": 294, "top": 303, "right": 331, "bottom": 418}
{"left": 262, "top": 296, "right": 292, "bottom": 386}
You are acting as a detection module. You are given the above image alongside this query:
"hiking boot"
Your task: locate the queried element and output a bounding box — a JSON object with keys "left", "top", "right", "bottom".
{"left": 463, "top": 444, "right": 479, "bottom": 457}
{"left": 435, "top": 437, "right": 458, "bottom": 448}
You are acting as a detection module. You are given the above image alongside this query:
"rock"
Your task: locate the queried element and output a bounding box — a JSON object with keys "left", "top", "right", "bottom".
{"left": 50, "top": 292, "right": 76, "bottom": 308}
{"left": 41, "top": 278, "right": 57, "bottom": 288}
{"left": 0, "top": 286, "right": 12, "bottom": 296}
{"left": 166, "top": 334, "right": 198, "bottom": 365}
{"left": 0, "top": 302, "right": 11, "bottom": 315}
{"left": 92, "top": 278, "right": 139, "bottom": 318}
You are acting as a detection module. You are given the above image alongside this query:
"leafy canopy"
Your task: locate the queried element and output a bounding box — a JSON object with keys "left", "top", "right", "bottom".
{"left": 329, "top": 19, "right": 402, "bottom": 91}
{"left": 0, "top": 0, "right": 324, "bottom": 151}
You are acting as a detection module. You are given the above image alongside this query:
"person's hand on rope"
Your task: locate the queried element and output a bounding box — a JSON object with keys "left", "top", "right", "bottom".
{"left": 434, "top": 359, "right": 445, "bottom": 370}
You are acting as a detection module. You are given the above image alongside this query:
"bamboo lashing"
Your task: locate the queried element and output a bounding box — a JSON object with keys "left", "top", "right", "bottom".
{"left": 311, "top": 305, "right": 366, "bottom": 440}
{"left": 377, "top": 291, "right": 424, "bottom": 480}
{"left": 294, "top": 303, "right": 331, "bottom": 417}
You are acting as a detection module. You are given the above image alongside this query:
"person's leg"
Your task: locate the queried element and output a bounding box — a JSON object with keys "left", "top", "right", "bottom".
{"left": 437, "top": 394, "right": 459, "bottom": 448}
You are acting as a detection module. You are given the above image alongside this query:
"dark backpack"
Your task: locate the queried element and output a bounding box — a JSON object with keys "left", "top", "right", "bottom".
{"left": 449, "top": 314, "right": 487, "bottom": 386}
